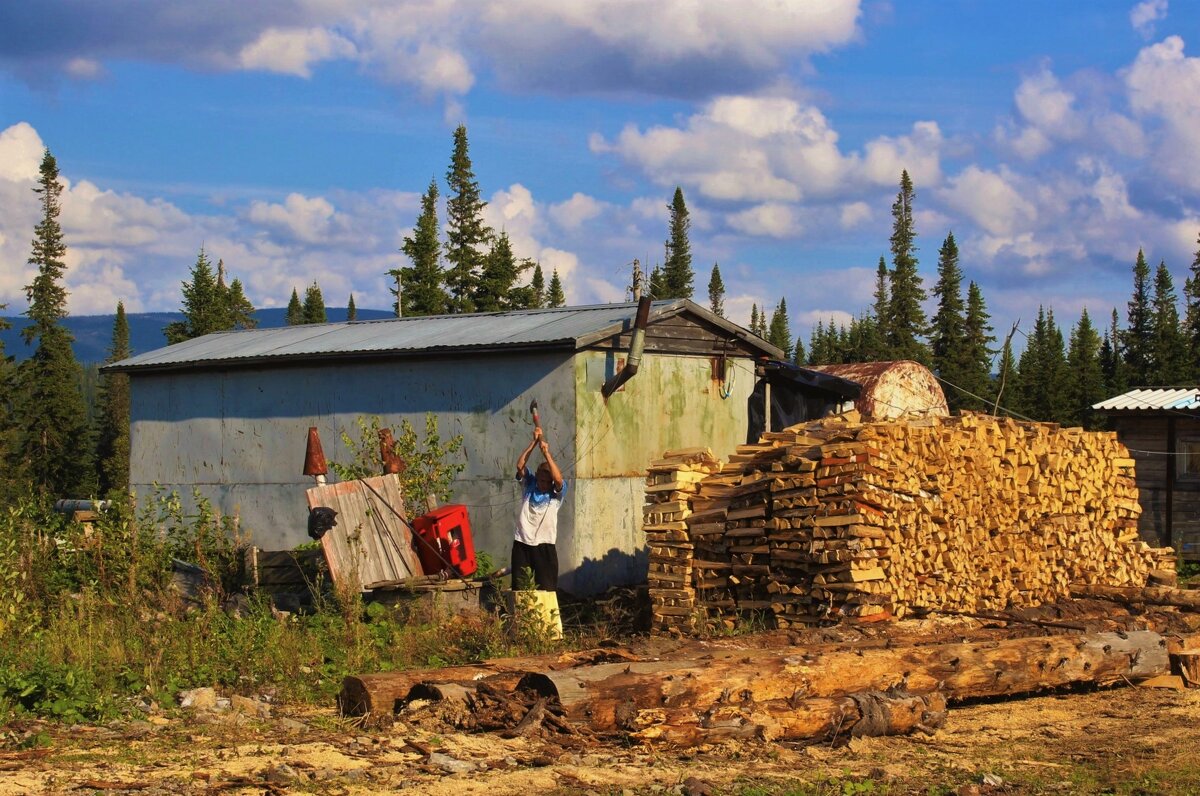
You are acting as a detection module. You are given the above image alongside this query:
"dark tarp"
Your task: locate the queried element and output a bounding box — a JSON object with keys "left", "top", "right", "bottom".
{"left": 747, "top": 361, "right": 862, "bottom": 442}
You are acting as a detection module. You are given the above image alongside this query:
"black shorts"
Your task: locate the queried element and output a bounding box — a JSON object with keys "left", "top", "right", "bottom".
{"left": 511, "top": 540, "right": 558, "bottom": 591}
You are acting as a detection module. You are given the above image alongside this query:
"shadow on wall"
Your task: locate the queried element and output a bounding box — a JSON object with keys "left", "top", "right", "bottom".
{"left": 562, "top": 546, "right": 648, "bottom": 598}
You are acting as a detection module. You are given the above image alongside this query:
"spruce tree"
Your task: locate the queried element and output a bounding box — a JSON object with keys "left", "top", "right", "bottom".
{"left": 164, "top": 248, "right": 225, "bottom": 343}
{"left": 867, "top": 256, "right": 890, "bottom": 359}
{"left": 1065, "top": 308, "right": 1104, "bottom": 429}
{"left": 1013, "top": 307, "right": 1068, "bottom": 423}
{"left": 302, "top": 281, "right": 326, "bottom": 324}
{"left": 398, "top": 177, "right": 448, "bottom": 316}
{"left": 994, "top": 336, "right": 1017, "bottom": 414}
{"left": 16, "top": 149, "right": 95, "bottom": 496}
{"left": 708, "top": 263, "right": 725, "bottom": 317}
{"left": 929, "top": 232, "right": 967, "bottom": 407}
{"left": 1150, "top": 260, "right": 1188, "bottom": 384}
{"left": 793, "top": 336, "right": 806, "bottom": 365}
{"left": 347, "top": 294, "right": 357, "bottom": 321}
{"left": 1099, "top": 309, "right": 1127, "bottom": 396}
{"left": 1185, "top": 232, "right": 1200, "bottom": 380}
{"left": 767, "top": 298, "right": 792, "bottom": 359}
{"left": 286, "top": 288, "right": 304, "bottom": 325}
{"left": 475, "top": 231, "right": 527, "bottom": 312}
{"left": 96, "top": 302, "right": 131, "bottom": 494}
{"left": 808, "top": 319, "right": 827, "bottom": 364}
{"left": 661, "top": 187, "right": 694, "bottom": 299}
{"left": 749, "top": 304, "right": 760, "bottom": 337}
{"left": 1122, "top": 249, "right": 1153, "bottom": 386}
{"left": 530, "top": 263, "right": 545, "bottom": 309}
{"left": 960, "top": 282, "right": 996, "bottom": 411}
{"left": 547, "top": 269, "right": 566, "bottom": 308}
{"left": 648, "top": 266, "right": 666, "bottom": 300}
{"left": 886, "top": 171, "right": 929, "bottom": 363}
{"left": 225, "top": 278, "right": 256, "bottom": 329}
{"left": 443, "top": 126, "right": 491, "bottom": 313}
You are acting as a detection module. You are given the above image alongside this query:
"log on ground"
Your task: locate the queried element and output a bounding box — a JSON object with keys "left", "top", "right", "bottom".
{"left": 1071, "top": 583, "right": 1200, "bottom": 611}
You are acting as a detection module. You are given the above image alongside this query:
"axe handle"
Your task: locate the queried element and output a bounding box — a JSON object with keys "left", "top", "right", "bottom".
{"left": 532, "top": 407, "right": 542, "bottom": 431}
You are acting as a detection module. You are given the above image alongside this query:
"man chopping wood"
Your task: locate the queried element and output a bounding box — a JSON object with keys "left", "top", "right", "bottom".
{"left": 513, "top": 426, "right": 566, "bottom": 591}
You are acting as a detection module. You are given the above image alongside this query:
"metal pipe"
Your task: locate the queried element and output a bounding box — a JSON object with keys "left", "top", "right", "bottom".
{"left": 601, "top": 296, "right": 652, "bottom": 398}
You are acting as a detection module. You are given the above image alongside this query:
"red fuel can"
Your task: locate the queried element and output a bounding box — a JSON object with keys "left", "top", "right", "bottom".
{"left": 411, "top": 504, "right": 477, "bottom": 578}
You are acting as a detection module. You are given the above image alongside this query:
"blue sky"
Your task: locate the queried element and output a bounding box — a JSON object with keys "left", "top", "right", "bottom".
{"left": 2, "top": 0, "right": 1199, "bottom": 347}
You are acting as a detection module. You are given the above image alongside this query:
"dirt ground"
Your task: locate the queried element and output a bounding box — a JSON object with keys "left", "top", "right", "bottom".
{"left": 1, "top": 682, "right": 1198, "bottom": 796}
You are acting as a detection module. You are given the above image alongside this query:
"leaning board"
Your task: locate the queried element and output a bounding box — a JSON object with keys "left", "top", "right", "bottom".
{"left": 306, "top": 475, "right": 422, "bottom": 592}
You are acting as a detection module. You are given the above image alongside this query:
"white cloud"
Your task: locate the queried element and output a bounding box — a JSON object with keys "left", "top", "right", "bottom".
{"left": 0, "top": 123, "right": 44, "bottom": 183}
{"left": 727, "top": 203, "right": 799, "bottom": 238}
{"left": 549, "top": 193, "right": 605, "bottom": 230}
{"left": 1131, "top": 0, "right": 1169, "bottom": 38}
{"left": 64, "top": 58, "right": 103, "bottom": 80}
{"left": 247, "top": 193, "right": 344, "bottom": 245}
{"left": 237, "top": 27, "right": 357, "bottom": 78}
{"left": 1124, "top": 35, "right": 1200, "bottom": 190}
{"left": 938, "top": 166, "right": 1036, "bottom": 237}
{"left": 1014, "top": 69, "right": 1084, "bottom": 140}
{"left": 594, "top": 95, "right": 943, "bottom": 204}
{"left": 839, "top": 201, "right": 871, "bottom": 229}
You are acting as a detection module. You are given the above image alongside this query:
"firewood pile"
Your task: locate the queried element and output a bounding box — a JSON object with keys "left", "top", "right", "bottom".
{"left": 644, "top": 411, "right": 1176, "bottom": 630}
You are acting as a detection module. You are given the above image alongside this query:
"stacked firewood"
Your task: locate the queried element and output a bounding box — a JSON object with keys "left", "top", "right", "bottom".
{"left": 646, "top": 412, "right": 1170, "bottom": 629}
{"left": 643, "top": 448, "right": 719, "bottom": 631}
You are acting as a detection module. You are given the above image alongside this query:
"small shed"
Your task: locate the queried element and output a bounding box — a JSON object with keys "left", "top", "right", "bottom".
{"left": 1094, "top": 387, "right": 1200, "bottom": 560}
{"left": 106, "top": 300, "right": 859, "bottom": 593}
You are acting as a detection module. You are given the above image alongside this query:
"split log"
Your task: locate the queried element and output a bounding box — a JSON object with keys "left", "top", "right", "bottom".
{"left": 631, "top": 691, "right": 946, "bottom": 745}
{"left": 1071, "top": 583, "right": 1200, "bottom": 611}
{"left": 519, "top": 630, "right": 1169, "bottom": 732}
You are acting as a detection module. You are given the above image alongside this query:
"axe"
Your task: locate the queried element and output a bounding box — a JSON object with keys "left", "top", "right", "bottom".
{"left": 530, "top": 399, "right": 542, "bottom": 433}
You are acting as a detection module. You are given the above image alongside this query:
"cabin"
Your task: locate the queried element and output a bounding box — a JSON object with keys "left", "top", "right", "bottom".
{"left": 1094, "top": 388, "right": 1200, "bottom": 560}
{"left": 106, "top": 300, "right": 860, "bottom": 593}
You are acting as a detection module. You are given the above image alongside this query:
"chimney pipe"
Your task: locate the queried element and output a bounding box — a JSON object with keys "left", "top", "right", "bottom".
{"left": 602, "top": 296, "right": 652, "bottom": 398}
{"left": 303, "top": 427, "right": 328, "bottom": 485}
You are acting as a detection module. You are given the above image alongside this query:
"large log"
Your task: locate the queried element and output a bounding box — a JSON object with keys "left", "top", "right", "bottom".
{"left": 519, "top": 630, "right": 1170, "bottom": 731}
{"left": 630, "top": 691, "right": 947, "bottom": 745}
{"left": 1071, "top": 583, "right": 1200, "bottom": 611}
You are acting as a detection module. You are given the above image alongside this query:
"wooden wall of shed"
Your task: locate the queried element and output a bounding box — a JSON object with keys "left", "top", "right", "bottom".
{"left": 1111, "top": 414, "right": 1200, "bottom": 560}
{"left": 591, "top": 313, "right": 767, "bottom": 358}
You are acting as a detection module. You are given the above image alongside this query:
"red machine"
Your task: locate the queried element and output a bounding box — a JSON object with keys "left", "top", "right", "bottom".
{"left": 411, "top": 504, "right": 477, "bottom": 578}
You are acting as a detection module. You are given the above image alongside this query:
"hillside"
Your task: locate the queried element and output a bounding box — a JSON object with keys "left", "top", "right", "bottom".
{"left": 0, "top": 307, "right": 394, "bottom": 363}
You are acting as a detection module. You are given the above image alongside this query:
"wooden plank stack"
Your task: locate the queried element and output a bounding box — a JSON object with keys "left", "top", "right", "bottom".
{"left": 646, "top": 412, "right": 1171, "bottom": 630}
{"left": 643, "top": 448, "right": 720, "bottom": 632}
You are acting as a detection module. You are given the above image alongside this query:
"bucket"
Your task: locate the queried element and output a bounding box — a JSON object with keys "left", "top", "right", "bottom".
{"left": 502, "top": 589, "right": 563, "bottom": 640}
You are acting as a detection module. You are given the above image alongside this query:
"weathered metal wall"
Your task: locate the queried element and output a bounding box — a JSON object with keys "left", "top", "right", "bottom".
{"left": 128, "top": 351, "right": 577, "bottom": 561}
{"left": 563, "top": 352, "right": 757, "bottom": 592}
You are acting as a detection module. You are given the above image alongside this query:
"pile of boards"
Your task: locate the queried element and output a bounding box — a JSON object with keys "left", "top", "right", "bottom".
{"left": 643, "top": 411, "right": 1176, "bottom": 631}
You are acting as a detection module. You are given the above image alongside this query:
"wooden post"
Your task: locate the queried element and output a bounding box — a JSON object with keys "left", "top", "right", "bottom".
{"left": 1167, "top": 415, "right": 1176, "bottom": 549}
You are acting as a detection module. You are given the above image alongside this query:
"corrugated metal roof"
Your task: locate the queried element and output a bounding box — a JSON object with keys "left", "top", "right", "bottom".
{"left": 1093, "top": 388, "right": 1200, "bottom": 412}
{"left": 106, "top": 299, "right": 779, "bottom": 373}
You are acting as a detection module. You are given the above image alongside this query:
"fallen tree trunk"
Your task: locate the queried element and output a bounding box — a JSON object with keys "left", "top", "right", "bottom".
{"left": 1071, "top": 583, "right": 1200, "bottom": 611}
{"left": 520, "top": 630, "right": 1169, "bottom": 732}
{"left": 338, "top": 648, "right": 641, "bottom": 716}
{"left": 631, "top": 691, "right": 946, "bottom": 745}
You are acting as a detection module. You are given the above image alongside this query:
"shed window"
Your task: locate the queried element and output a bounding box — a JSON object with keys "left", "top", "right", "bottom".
{"left": 1181, "top": 439, "right": 1200, "bottom": 479}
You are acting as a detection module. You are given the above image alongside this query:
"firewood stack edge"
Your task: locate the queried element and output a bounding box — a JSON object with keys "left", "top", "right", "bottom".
{"left": 644, "top": 411, "right": 1176, "bottom": 632}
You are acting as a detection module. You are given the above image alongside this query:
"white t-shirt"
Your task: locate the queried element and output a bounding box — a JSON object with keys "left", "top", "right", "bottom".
{"left": 514, "top": 470, "right": 567, "bottom": 546}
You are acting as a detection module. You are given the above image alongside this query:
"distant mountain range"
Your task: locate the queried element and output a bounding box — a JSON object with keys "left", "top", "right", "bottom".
{"left": 0, "top": 307, "right": 395, "bottom": 364}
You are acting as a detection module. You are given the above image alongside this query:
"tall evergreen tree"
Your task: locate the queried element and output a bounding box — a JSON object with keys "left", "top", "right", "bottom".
{"left": 929, "top": 232, "right": 968, "bottom": 408}
{"left": 1099, "top": 308, "right": 1127, "bottom": 396}
{"left": 1065, "top": 308, "right": 1104, "bottom": 429}
{"left": 443, "top": 126, "right": 491, "bottom": 313}
{"left": 867, "top": 256, "right": 890, "bottom": 359}
{"left": 1122, "top": 249, "right": 1153, "bottom": 386}
{"left": 286, "top": 288, "right": 304, "bottom": 325}
{"left": 347, "top": 294, "right": 357, "bottom": 321}
{"left": 474, "top": 231, "right": 530, "bottom": 312}
{"left": 886, "top": 171, "right": 929, "bottom": 363}
{"left": 96, "top": 302, "right": 131, "bottom": 494}
{"left": 546, "top": 269, "right": 566, "bottom": 308}
{"left": 1185, "top": 232, "right": 1200, "bottom": 380}
{"left": 960, "top": 282, "right": 996, "bottom": 411}
{"left": 793, "top": 336, "right": 806, "bottom": 365}
{"left": 994, "top": 336, "right": 1017, "bottom": 414}
{"left": 225, "top": 278, "right": 256, "bottom": 329}
{"left": 767, "top": 298, "right": 792, "bottom": 359}
{"left": 708, "top": 263, "right": 725, "bottom": 317}
{"left": 749, "top": 304, "right": 760, "bottom": 337}
{"left": 530, "top": 263, "right": 546, "bottom": 309}
{"left": 16, "top": 149, "right": 95, "bottom": 496}
{"left": 648, "top": 265, "right": 666, "bottom": 299}
{"left": 164, "top": 248, "right": 225, "bottom": 343}
{"left": 1013, "top": 307, "right": 1068, "bottom": 423}
{"left": 1150, "top": 260, "right": 1189, "bottom": 384}
{"left": 661, "top": 187, "right": 694, "bottom": 299}
{"left": 397, "top": 177, "right": 448, "bottom": 316}
{"left": 302, "top": 281, "right": 326, "bottom": 324}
